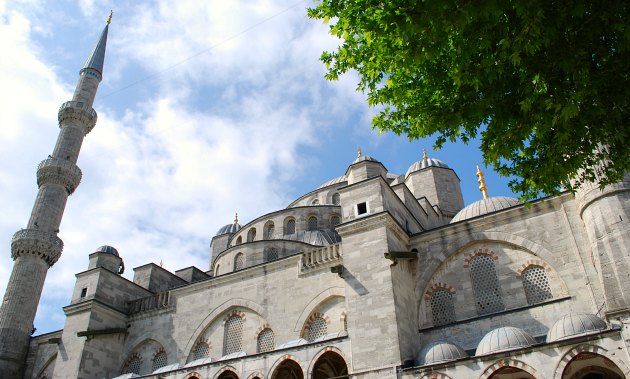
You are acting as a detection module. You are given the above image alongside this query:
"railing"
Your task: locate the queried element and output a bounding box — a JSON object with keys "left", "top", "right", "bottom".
{"left": 58, "top": 101, "right": 97, "bottom": 119}
{"left": 12, "top": 229, "right": 64, "bottom": 250}
{"left": 300, "top": 243, "right": 342, "bottom": 272}
{"left": 127, "top": 291, "right": 171, "bottom": 315}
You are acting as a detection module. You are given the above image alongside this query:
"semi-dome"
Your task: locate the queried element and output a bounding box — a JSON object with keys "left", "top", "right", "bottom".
{"left": 476, "top": 327, "right": 536, "bottom": 356}
{"left": 450, "top": 196, "right": 520, "bottom": 223}
{"left": 547, "top": 313, "right": 607, "bottom": 342}
{"left": 318, "top": 175, "right": 347, "bottom": 189}
{"left": 417, "top": 341, "right": 468, "bottom": 365}
{"left": 95, "top": 245, "right": 119, "bottom": 256}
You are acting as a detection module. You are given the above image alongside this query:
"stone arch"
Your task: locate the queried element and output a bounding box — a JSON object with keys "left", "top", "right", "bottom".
{"left": 307, "top": 346, "right": 349, "bottom": 379}
{"left": 294, "top": 287, "right": 345, "bottom": 332}
{"left": 247, "top": 372, "right": 265, "bottom": 379}
{"left": 264, "top": 221, "right": 275, "bottom": 240}
{"left": 214, "top": 366, "right": 240, "bottom": 379}
{"left": 119, "top": 337, "right": 170, "bottom": 371}
{"left": 184, "top": 372, "right": 202, "bottom": 379}
{"left": 268, "top": 355, "right": 305, "bottom": 379}
{"left": 479, "top": 358, "right": 539, "bottom": 379}
{"left": 34, "top": 352, "right": 57, "bottom": 379}
{"left": 183, "top": 299, "right": 268, "bottom": 361}
{"left": 301, "top": 312, "right": 330, "bottom": 341}
{"left": 417, "top": 373, "right": 453, "bottom": 379}
{"left": 553, "top": 344, "right": 630, "bottom": 379}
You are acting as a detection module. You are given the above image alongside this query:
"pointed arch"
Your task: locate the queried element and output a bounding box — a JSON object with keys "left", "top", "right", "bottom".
{"left": 294, "top": 287, "right": 345, "bottom": 332}
{"left": 268, "top": 355, "right": 305, "bottom": 379}
{"left": 307, "top": 346, "right": 349, "bottom": 379}
{"left": 479, "top": 359, "right": 539, "bottom": 379}
{"left": 553, "top": 344, "right": 630, "bottom": 379}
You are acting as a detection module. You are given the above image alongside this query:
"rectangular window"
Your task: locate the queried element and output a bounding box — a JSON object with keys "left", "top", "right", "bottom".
{"left": 80, "top": 287, "right": 88, "bottom": 298}
{"left": 357, "top": 202, "right": 368, "bottom": 215}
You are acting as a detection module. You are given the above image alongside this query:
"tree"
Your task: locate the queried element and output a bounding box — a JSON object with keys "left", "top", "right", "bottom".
{"left": 308, "top": 0, "right": 630, "bottom": 199}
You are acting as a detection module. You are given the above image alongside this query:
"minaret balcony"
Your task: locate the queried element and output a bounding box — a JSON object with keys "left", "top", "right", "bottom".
{"left": 37, "top": 158, "right": 82, "bottom": 194}
{"left": 58, "top": 101, "right": 98, "bottom": 134}
{"left": 11, "top": 229, "right": 64, "bottom": 266}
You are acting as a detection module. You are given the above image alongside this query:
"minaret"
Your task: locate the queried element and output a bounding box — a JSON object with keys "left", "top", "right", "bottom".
{"left": 0, "top": 14, "right": 111, "bottom": 377}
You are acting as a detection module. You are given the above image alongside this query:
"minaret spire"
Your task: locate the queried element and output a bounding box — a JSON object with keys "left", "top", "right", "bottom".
{"left": 0, "top": 17, "right": 111, "bottom": 377}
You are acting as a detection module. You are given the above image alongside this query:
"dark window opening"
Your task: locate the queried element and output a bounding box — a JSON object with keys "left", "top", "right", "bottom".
{"left": 357, "top": 202, "right": 367, "bottom": 215}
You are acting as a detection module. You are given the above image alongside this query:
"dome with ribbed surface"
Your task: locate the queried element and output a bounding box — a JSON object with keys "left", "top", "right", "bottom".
{"left": 406, "top": 158, "right": 450, "bottom": 177}
{"left": 547, "top": 313, "right": 607, "bottom": 342}
{"left": 95, "top": 245, "right": 118, "bottom": 256}
{"left": 417, "top": 341, "right": 468, "bottom": 365}
{"left": 216, "top": 223, "right": 241, "bottom": 236}
{"left": 318, "top": 175, "right": 347, "bottom": 189}
{"left": 476, "top": 327, "right": 536, "bottom": 356}
{"left": 450, "top": 196, "right": 520, "bottom": 223}
{"left": 352, "top": 154, "right": 379, "bottom": 164}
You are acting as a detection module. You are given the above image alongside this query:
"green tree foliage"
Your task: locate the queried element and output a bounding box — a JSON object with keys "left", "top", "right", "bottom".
{"left": 308, "top": 0, "right": 630, "bottom": 199}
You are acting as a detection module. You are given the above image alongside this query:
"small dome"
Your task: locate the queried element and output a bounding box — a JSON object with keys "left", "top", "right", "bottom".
{"left": 406, "top": 158, "right": 450, "bottom": 177}
{"left": 476, "top": 327, "right": 536, "bottom": 356}
{"left": 547, "top": 313, "right": 607, "bottom": 342}
{"left": 318, "top": 175, "right": 347, "bottom": 189}
{"left": 352, "top": 154, "right": 379, "bottom": 164}
{"left": 417, "top": 341, "right": 468, "bottom": 365}
{"left": 95, "top": 245, "right": 119, "bottom": 256}
{"left": 216, "top": 223, "right": 241, "bottom": 236}
{"left": 450, "top": 196, "right": 520, "bottom": 223}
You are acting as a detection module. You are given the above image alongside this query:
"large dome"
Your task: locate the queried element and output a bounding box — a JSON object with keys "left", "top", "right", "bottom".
{"left": 547, "top": 313, "right": 607, "bottom": 342}
{"left": 417, "top": 341, "right": 468, "bottom": 365}
{"left": 450, "top": 196, "right": 520, "bottom": 223}
{"left": 318, "top": 175, "right": 347, "bottom": 189}
{"left": 476, "top": 327, "right": 536, "bottom": 356}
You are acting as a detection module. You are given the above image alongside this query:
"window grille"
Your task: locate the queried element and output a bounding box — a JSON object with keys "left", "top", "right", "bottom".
{"left": 286, "top": 219, "right": 296, "bottom": 234}
{"left": 332, "top": 193, "right": 340, "bottom": 205}
{"left": 306, "top": 316, "right": 327, "bottom": 342}
{"left": 223, "top": 315, "right": 244, "bottom": 355}
{"left": 192, "top": 342, "right": 210, "bottom": 360}
{"left": 266, "top": 247, "right": 279, "bottom": 261}
{"left": 152, "top": 351, "right": 167, "bottom": 372}
{"left": 265, "top": 223, "right": 274, "bottom": 239}
{"left": 522, "top": 266, "right": 553, "bottom": 304}
{"left": 330, "top": 216, "right": 341, "bottom": 228}
{"left": 247, "top": 228, "right": 256, "bottom": 242}
{"left": 470, "top": 254, "right": 504, "bottom": 314}
{"left": 257, "top": 328, "right": 275, "bottom": 353}
{"left": 308, "top": 216, "right": 318, "bottom": 231}
{"left": 429, "top": 289, "right": 456, "bottom": 326}
{"left": 234, "top": 253, "right": 244, "bottom": 271}
{"left": 123, "top": 356, "right": 141, "bottom": 374}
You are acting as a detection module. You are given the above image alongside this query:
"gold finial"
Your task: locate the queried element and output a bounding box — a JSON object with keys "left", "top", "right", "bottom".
{"left": 107, "top": 10, "right": 113, "bottom": 25}
{"left": 422, "top": 148, "right": 428, "bottom": 163}
{"left": 476, "top": 165, "right": 489, "bottom": 200}
{"left": 357, "top": 147, "right": 362, "bottom": 158}
{"left": 234, "top": 212, "right": 239, "bottom": 224}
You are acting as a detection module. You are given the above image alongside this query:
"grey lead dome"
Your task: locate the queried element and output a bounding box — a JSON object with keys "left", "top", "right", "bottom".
{"left": 95, "top": 245, "right": 119, "bottom": 257}
{"left": 450, "top": 196, "right": 520, "bottom": 223}
{"left": 216, "top": 223, "right": 242, "bottom": 236}
{"left": 405, "top": 157, "right": 450, "bottom": 177}
{"left": 476, "top": 326, "right": 536, "bottom": 356}
{"left": 547, "top": 313, "right": 607, "bottom": 342}
{"left": 417, "top": 341, "right": 468, "bottom": 365}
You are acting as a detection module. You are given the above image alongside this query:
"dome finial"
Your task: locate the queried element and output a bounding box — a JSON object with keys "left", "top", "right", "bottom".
{"left": 422, "top": 148, "right": 428, "bottom": 163}
{"left": 357, "top": 147, "right": 362, "bottom": 158}
{"left": 234, "top": 212, "right": 238, "bottom": 224}
{"left": 476, "top": 165, "right": 489, "bottom": 200}
{"left": 107, "top": 10, "right": 113, "bottom": 25}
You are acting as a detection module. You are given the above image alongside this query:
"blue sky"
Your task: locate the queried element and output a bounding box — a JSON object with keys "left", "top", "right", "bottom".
{"left": 0, "top": 0, "right": 517, "bottom": 334}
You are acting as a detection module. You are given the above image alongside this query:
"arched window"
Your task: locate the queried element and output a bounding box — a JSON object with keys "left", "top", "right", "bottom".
{"left": 266, "top": 247, "right": 279, "bottom": 261}
{"left": 152, "top": 350, "right": 167, "bottom": 372}
{"left": 247, "top": 228, "right": 256, "bottom": 242}
{"left": 223, "top": 315, "right": 244, "bottom": 355}
{"left": 332, "top": 193, "right": 340, "bottom": 205}
{"left": 234, "top": 253, "right": 244, "bottom": 271}
{"left": 308, "top": 216, "right": 318, "bottom": 231}
{"left": 311, "top": 198, "right": 319, "bottom": 205}
{"left": 235, "top": 236, "right": 242, "bottom": 245}
{"left": 470, "top": 254, "right": 504, "bottom": 314}
{"left": 429, "top": 289, "right": 456, "bottom": 326}
{"left": 306, "top": 316, "right": 327, "bottom": 342}
{"left": 312, "top": 351, "right": 348, "bottom": 379}
{"left": 522, "top": 265, "right": 553, "bottom": 304}
{"left": 191, "top": 341, "right": 210, "bottom": 360}
{"left": 286, "top": 219, "right": 296, "bottom": 235}
{"left": 122, "top": 355, "right": 142, "bottom": 374}
{"left": 257, "top": 328, "right": 275, "bottom": 353}
{"left": 265, "top": 222, "right": 275, "bottom": 240}
{"left": 330, "top": 215, "right": 341, "bottom": 229}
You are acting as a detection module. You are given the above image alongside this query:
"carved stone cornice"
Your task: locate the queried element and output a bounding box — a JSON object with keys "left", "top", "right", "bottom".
{"left": 58, "top": 101, "right": 97, "bottom": 134}
{"left": 37, "top": 158, "right": 82, "bottom": 194}
{"left": 11, "top": 229, "right": 63, "bottom": 266}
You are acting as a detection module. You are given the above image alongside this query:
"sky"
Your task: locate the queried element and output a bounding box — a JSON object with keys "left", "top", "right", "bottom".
{"left": 0, "top": 0, "right": 518, "bottom": 335}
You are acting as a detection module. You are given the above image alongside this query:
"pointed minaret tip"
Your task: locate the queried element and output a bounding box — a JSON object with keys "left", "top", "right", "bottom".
{"left": 476, "top": 165, "right": 489, "bottom": 200}
{"left": 82, "top": 12, "right": 111, "bottom": 76}
{"left": 234, "top": 212, "right": 239, "bottom": 224}
{"left": 107, "top": 10, "right": 113, "bottom": 25}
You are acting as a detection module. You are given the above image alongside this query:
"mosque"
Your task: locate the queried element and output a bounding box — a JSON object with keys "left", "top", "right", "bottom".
{"left": 1, "top": 15, "right": 630, "bottom": 379}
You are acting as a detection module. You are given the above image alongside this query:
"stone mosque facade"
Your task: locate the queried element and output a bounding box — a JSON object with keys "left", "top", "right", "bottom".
{"left": 1, "top": 17, "right": 630, "bottom": 379}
